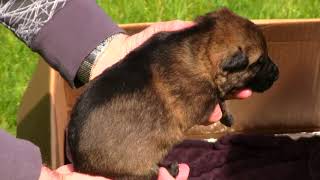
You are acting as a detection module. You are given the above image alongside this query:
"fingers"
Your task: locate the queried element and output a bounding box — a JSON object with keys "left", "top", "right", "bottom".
{"left": 55, "top": 164, "right": 74, "bottom": 174}
{"left": 38, "top": 166, "right": 60, "bottom": 180}
{"left": 55, "top": 164, "right": 188, "bottom": 180}
{"left": 130, "top": 20, "right": 195, "bottom": 49}
{"left": 63, "top": 172, "right": 110, "bottom": 180}
{"left": 208, "top": 104, "right": 222, "bottom": 123}
{"left": 235, "top": 89, "right": 252, "bottom": 99}
{"left": 151, "top": 20, "right": 195, "bottom": 32}
{"left": 208, "top": 89, "right": 252, "bottom": 123}
{"left": 158, "top": 167, "right": 175, "bottom": 180}
{"left": 176, "top": 164, "right": 190, "bottom": 180}
{"left": 55, "top": 164, "right": 111, "bottom": 180}
{"left": 158, "top": 164, "right": 190, "bottom": 180}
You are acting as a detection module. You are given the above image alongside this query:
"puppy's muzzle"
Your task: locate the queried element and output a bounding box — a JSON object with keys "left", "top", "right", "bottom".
{"left": 247, "top": 56, "right": 279, "bottom": 92}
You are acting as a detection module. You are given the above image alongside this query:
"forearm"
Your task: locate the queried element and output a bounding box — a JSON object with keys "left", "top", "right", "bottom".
{"left": 0, "top": 0, "right": 124, "bottom": 87}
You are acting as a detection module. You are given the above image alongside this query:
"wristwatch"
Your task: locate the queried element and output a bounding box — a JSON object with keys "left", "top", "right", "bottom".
{"left": 75, "top": 33, "right": 120, "bottom": 86}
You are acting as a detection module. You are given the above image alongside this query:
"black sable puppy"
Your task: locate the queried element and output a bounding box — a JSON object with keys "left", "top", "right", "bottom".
{"left": 68, "top": 8, "right": 279, "bottom": 180}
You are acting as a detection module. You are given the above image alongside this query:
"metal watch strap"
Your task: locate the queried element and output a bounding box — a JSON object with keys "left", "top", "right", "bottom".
{"left": 75, "top": 33, "right": 120, "bottom": 86}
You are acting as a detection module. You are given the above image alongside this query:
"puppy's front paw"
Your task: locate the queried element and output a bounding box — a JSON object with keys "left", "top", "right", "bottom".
{"left": 167, "top": 161, "right": 179, "bottom": 178}
{"left": 220, "top": 113, "right": 234, "bottom": 127}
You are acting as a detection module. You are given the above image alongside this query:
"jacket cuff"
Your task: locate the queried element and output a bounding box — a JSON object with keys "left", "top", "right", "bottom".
{"left": 31, "top": 0, "right": 124, "bottom": 87}
{"left": 0, "top": 130, "right": 42, "bottom": 180}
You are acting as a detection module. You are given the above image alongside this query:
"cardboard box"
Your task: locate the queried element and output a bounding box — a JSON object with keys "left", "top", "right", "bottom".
{"left": 17, "top": 19, "right": 320, "bottom": 168}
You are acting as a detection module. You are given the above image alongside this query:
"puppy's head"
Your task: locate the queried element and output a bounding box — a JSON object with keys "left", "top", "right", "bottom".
{"left": 195, "top": 8, "right": 279, "bottom": 99}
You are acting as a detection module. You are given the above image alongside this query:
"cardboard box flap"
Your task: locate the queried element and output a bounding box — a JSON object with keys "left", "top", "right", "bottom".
{"left": 259, "top": 19, "right": 320, "bottom": 42}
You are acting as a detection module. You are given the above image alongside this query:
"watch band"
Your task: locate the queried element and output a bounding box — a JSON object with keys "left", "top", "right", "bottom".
{"left": 75, "top": 33, "right": 120, "bottom": 86}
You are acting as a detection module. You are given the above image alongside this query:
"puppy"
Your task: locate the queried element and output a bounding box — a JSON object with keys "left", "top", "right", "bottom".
{"left": 67, "top": 8, "right": 279, "bottom": 180}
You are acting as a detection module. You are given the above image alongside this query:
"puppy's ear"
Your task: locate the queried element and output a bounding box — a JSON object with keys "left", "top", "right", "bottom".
{"left": 221, "top": 51, "right": 249, "bottom": 72}
{"left": 194, "top": 14, "right": 216, "bottom": 31}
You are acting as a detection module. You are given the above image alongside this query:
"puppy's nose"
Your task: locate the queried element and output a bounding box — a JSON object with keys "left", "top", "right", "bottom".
{"left": 247, "top": 59, "right": 279, "bottom": 92}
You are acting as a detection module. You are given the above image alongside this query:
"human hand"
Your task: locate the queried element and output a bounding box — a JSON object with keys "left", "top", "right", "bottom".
{"left": 39, "top": 164, "right": 110, "bottom": 180}
{"left": 90, "top": 20, "right": 194, "bottom": 80}
{"left": 209, "top": 89, "right": 252, "bottom": 123}
{"left": 39, "top": 164, "right": 189, "bottom": 180}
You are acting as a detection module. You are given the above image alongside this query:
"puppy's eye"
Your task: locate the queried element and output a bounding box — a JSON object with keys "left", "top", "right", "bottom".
{"left": 221, "top": 51, "right": 249, "bottom": 72}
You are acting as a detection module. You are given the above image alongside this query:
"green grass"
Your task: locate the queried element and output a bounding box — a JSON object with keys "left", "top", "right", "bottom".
{"left": 98, "top": 0, "right": 320, "bottom": 23}
{"left": 1, "top": 0, "right": 320, "bottom": 135}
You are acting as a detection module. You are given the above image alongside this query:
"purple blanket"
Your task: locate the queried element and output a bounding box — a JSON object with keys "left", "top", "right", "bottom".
{"left": 162, "top": 134, "right": 320, "bottom": 180}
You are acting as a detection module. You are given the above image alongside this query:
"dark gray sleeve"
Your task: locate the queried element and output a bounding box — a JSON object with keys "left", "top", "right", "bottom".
{"left": 1, "top": 0, "right": 124, "bottom": 87}
{"left": 0, "top": 130, "right": 42, "bottom": 180}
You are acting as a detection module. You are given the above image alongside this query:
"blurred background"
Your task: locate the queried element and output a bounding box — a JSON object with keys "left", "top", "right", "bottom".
{"left": 1, "top": 0, "right": 320, "bottom": 135}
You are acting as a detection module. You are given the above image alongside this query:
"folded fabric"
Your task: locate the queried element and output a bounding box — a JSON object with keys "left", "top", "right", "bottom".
{"left": 161, "top": 134, "right": 320, "bottom": 180}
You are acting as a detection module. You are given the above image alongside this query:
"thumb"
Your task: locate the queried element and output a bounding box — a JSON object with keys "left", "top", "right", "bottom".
{"left": 158, "top": 167, "right": 175, "bottom": 180}
{"left": 176, "top": 164, "right": 190, "bottom": 180}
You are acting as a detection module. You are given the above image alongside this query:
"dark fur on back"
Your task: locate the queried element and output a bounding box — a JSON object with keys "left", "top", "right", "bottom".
{"left": 68, "top": 8, "right": 278, "bottom": 180}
